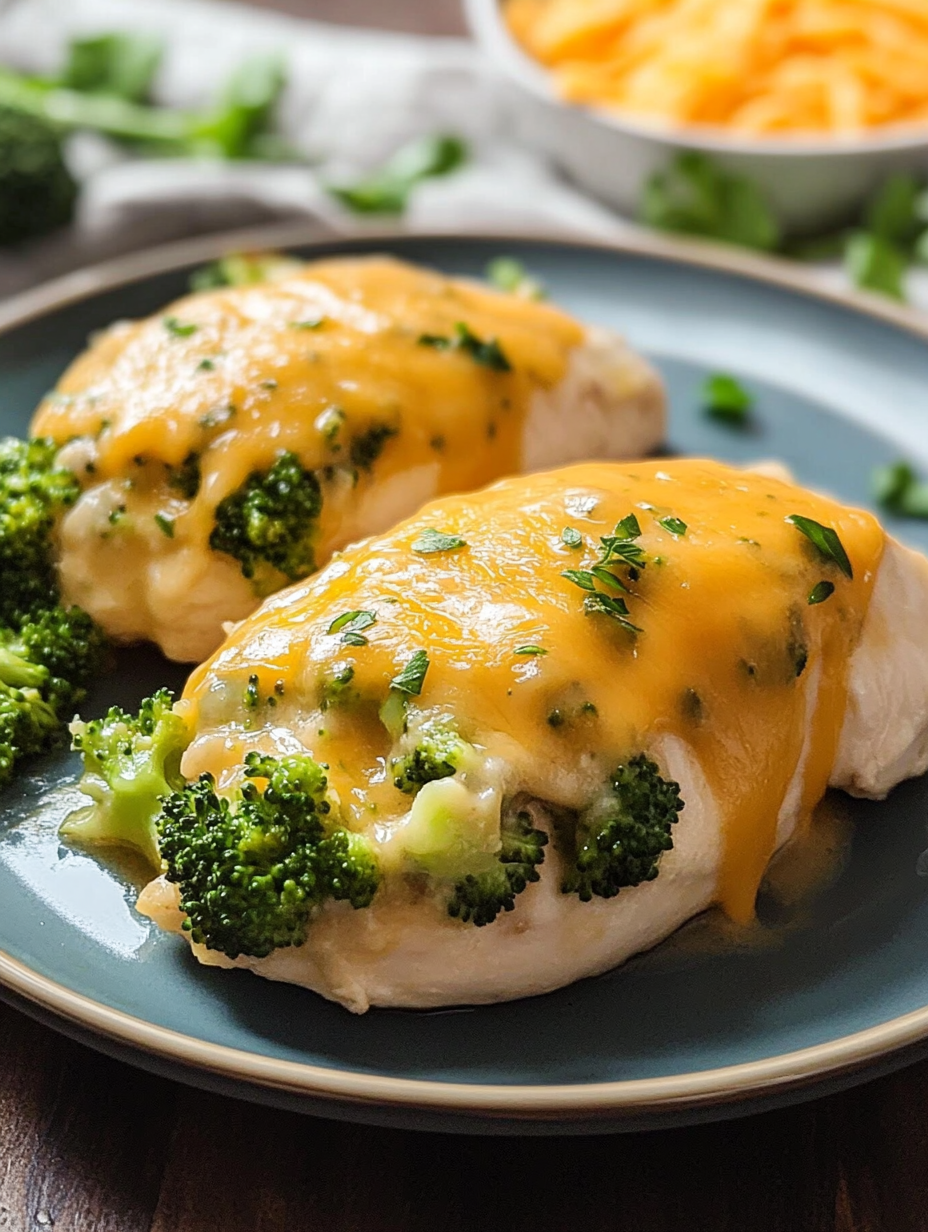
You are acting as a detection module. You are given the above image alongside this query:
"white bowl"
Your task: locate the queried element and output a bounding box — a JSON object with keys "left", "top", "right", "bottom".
{"left": 466, "top": 0, "right": 928, "bottom": 232}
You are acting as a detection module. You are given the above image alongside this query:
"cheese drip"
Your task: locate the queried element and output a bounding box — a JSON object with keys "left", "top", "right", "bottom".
{"left": 183, "top": 459, "right": 884, "bottom": 922}
{"left": 31, "top": 255, "right": 583, "bottom": 559}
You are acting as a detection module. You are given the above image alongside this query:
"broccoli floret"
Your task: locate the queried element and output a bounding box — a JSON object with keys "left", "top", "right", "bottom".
{"left": 0, "top": 436, "right": 80, "bottom": 624}
{"left": 447, "top": 808, "right": 548, "bottom": 927}
{"left": 0, "top": 106, "right": 78, "bottom": 246}
{"left": 209, "top": 450, "right": 322, "bottom": 584}
{"left": 562, "top": 755, "right": 684, "bottom": 901}
{"left": 0, "top": 606, "right": 106, "bottom": 787}
{"left": 319, "top": 663, "right": 359, "bottom": 712}
{"left": 61, "top": 689, "right": 189, "bottom": 868}
{"left": 11, "top": 605, "right": 107, "bottom": 712}
{"left": 157, "top": 752, "right": 379, "bottom": 959}
{"left": 0, "top": 675, "right": 59, "bottom": 787}
{"left": 0, "top": 436, "right": 109, "bottom": 787}
{"left": 391, "top": 719, "right": 470, "bottom": 793}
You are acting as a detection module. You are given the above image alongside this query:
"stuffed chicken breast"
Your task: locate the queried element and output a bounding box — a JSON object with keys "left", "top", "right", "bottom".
{"left": 96, "top": 458, "right": 928, "bottom": 1013}
{"left": 31, "top": 255, "right": 664, "bottom": 663}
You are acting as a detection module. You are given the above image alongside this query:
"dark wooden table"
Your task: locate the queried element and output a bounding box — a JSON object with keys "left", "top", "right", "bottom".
{"left": 4, "top": 2, "right": 928, "bottom": 1229}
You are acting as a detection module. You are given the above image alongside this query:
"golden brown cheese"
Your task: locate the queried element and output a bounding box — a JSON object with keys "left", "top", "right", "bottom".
{"left": 183, "top": 458, "right": 884, "bottom": 923}
{"left": 32, "top": 255, "right": 583, "bottom": 556}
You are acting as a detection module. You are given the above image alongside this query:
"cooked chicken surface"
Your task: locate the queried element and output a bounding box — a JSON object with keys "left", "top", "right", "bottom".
{"left": 136, "top": 459, "right": 928, "bottom": 1012}
{"left": 31, "top": 256, "right": 664, "bottom": 662}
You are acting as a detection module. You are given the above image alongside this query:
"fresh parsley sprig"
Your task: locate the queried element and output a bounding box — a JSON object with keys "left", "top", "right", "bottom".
{"left": 562, "top": 513, "right": 646, "bottom": 633}
{"left": 330, "top": 134, "right": 467, "bottom": 216}
{"left": 872, "top": 460, "right": 928, "bottom": 519}
{"left": 702, "top": 373, "right": 753, "bottom": 427}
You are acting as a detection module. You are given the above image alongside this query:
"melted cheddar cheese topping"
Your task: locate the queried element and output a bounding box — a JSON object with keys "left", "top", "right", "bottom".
{"left": 183, "top": 459, "right": 884, "bottom": 922}
{"left": 31, "top": 256, "right": 584, "bottom": 563}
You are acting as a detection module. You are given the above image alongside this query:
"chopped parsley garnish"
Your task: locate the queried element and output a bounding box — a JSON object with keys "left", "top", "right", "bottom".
{"left": 582, "top": 592, "right": 642, "bottom": 633}
{"left": 514, "top": 645, "right": 547, "bottom": 656}
{"left": 590, "top": 566, "right": 629, "bottom": 592}
{"left": 154, "top": 513, "right": 175, "bottom": 538}
{"left": 562, "top": 513, "right": 646, "bottom": 633}
{"left": 390, "top": 650, "right": 429, "bottom": 696}
{"left": 788, "top": 515, "right": 853, "bottom": 579}
{"left": 163, "top": 316, "right": 198, "bottom": 338}
{"left": 561, "top": 526, "right": 582, "bottom": 548}
{"left": 599, "top": 515, "right": 646, "bottom": 569}
{"left": 411, "top": 528, "right": 467, "bottom": 554}
{"left": 486, "top": 256, "right": 545, "bottom": 300}
{"left": 327, "top": 609, "right": 377, "bottom": 647}
{"left": 872, "top": 460, "right": 928, "bottom": 519}
{"left": 703, "top": 373, "right": 753, "bottom": 425}
{"left": 808, "top": 580, "right": 835, "bottom": 605}
{"left": 658, "top": 515, "right": 687, "bottom": 536}
{"left": 196, "top": 357, "right": 216, "bottom": 371}
{"left": 418, "top": 322, "right": 512, "bottom": 372}
{"left": 561, "top": 569, "right": 596, "bottom": 591}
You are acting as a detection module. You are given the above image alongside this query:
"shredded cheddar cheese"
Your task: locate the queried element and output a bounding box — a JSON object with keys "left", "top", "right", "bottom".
{"left": 505, "top": 0, "right": 928, "bottom": 135}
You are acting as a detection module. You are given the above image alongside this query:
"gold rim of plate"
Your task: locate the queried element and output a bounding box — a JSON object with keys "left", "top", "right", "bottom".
{"left": 2, "top": 222, "right": 927, "bottom": 1121}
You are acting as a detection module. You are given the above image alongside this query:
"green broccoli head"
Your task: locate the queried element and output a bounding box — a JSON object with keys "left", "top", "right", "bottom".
{"left": 391, "top": 718, "right": 471, "bottom": 793}
{"left": 0, "top": 436, "right": 80, "bottom": 624}
{"left": 0, "top": 106, "right": 78, "bottom": 247}
{"left": 157, "top": 751, "right": 380, "bottom": 959}
{"left": 0, "top": 677, "right": 60, "bottom": 787}
{"left": 562, "top": 755, "right": 684, "bottom": 901}
{"left": 209, "top": 450, "right": 322, "bottom": 586}
{"left": 61, "top": 689, "right": 190, "bottom": 868}
{"left": 11, "top": 604, "right": 107, "bottom": 713}
{"left": 447, "top": 806, "right": 548, "bottom": 927}
{"left": 0, "top": 605, "right": 107, "bottom": 787}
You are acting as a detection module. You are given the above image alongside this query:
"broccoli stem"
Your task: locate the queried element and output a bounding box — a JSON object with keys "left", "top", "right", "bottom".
{"left": 0, "top": 646, "right": 47, "bottom": 691}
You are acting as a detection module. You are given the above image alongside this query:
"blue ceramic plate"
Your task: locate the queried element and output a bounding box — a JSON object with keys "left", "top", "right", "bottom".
{"left": 3, "top": 230, "right": 928, "bottom": 1135}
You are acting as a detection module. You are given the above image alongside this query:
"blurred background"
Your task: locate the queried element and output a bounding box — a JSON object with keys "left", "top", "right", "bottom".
{"left": 2, "top": 0, "right": 928, "bottom": 302}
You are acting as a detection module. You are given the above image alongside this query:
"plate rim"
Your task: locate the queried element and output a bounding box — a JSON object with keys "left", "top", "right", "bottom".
{"left": 4, "top": 222, "right": 928, "bottom": 1121}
